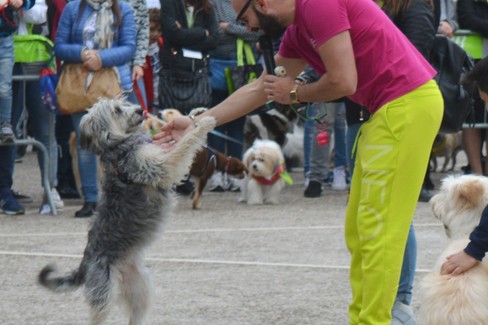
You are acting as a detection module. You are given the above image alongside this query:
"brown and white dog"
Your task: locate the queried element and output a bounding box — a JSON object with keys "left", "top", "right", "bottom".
{"left": 149, "top": 108, "right": 247, "bottom": 209}
{"left": 239, "top": 139, "right": 289, "bottom": 205}
{"left": 430, "top": 132, "right": 463, "bottom": 173}
{"left": 419, "top": 174, "right": 488, "bottom": 325}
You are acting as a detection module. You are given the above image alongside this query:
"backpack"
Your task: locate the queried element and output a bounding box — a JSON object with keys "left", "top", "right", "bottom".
{"left": 430, "top": 35, "right": 475, "bottom": 133}
{"left": 39, "top": 56, "right": 59, "bottom": 113}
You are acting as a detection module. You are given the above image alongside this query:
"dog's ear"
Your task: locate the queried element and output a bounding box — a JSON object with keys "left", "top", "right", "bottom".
{"left": 453, "top": 178, "right": 485, "bottom": 211}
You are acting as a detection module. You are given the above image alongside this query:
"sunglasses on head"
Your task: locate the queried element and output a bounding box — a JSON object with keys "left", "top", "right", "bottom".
{"left": 235, "top": 0, "right": 253, "bottom": 23}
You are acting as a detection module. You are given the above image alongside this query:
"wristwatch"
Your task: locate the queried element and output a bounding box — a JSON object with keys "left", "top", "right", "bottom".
{"left": 290, "top": 84, "right": 300, "bottom": 104}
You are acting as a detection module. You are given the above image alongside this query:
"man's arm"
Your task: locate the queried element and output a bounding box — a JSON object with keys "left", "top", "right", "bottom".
{"left": 262, "top": 30, "right": 357, "bottom": 105}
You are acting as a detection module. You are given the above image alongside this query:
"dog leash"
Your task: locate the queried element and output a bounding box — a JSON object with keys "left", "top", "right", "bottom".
{"left": 209, "top": 129, "right": 243, "bottom": 146}
{"left": 133, "top": 81, "right": 148, "bottom": 114}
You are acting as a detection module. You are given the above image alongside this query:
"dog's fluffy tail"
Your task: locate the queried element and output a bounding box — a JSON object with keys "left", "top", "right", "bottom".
{"left": 38, "top": 264, "right": 85, "bottom": 292}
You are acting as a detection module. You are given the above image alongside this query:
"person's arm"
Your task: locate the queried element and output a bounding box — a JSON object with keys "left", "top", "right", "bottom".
{"left": 262, "top": 30, "right": 357, "bottom": 105}
{"left": 441, "top": 205, "right": 488, "bottom": 275}
{"left": 154, "top": 30, "right": 356, "bottom": 148}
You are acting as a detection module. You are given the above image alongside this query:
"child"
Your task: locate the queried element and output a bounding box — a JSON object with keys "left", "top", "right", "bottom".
{"left": 144, "top": 8, "right": 161, "bottom": 111}
{"left": 441, "top": 56, "right": 488, "bottom": 276}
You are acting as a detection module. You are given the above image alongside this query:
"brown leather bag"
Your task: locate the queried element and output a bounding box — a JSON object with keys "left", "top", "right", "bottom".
{"left": 56, "top": 63, "right": 123, "bottom": 114}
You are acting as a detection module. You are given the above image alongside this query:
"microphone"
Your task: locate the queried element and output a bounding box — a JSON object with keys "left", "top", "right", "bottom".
{"left": 259, "top": 34, "right": 276, "bottom": 75}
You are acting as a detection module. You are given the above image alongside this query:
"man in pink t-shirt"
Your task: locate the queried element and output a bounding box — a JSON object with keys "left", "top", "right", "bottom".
{"left": 157, "top": 0, "right": 443, "bottom": 323}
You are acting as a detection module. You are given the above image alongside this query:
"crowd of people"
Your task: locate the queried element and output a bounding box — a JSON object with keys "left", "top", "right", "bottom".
{"left": 1, "top": 0, "right": 488, "bottom": 323}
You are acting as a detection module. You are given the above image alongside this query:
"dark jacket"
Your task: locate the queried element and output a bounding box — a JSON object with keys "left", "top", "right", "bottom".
{"left": 160, "top": 0, "right": 218, "bottom": 72}
{"left": 0, "top": 0, "right": 36, "bottom": 37}
{"left": 465, "top": 204, "right": 488, "bottom": 261}
{"left": 387, "top": 0, "right": 436, "bottom": 60}
{"left": 457, "top": 0, "right": 488, "bottom": 38}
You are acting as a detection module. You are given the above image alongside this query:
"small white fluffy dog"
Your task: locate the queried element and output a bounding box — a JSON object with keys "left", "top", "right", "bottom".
{"left": 239, "top": 139, "right": 287, "bottom": 205}
{"left": 419, "top": 174, "right": 488, "bottom": 325}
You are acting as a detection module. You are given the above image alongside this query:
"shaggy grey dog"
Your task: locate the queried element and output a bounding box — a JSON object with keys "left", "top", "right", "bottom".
{"left": 38, "top": 98, "right": 215, "bottom": 325}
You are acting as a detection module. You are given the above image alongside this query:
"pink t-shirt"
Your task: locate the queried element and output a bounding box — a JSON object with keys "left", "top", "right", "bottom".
{"left": 279, "top": 0, "right": 436, "bottom": 112}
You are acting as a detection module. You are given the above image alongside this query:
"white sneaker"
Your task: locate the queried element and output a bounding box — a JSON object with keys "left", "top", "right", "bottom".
{"left": 391, "top": 301, "right": 416, "bottom": 325}
{"left": 331, "top": 167, "right": 347, "bottom": 191}
{"left": 207, "top": 172, "right": 225, "bottom": 192}
{"left": 43, "top": 188, "right": 64, "bottom": 209}
{"left": 226, "top": 177, "right": 241, "bottom": 192}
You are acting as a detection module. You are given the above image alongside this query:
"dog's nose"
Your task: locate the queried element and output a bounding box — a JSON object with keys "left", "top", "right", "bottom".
{"left": 252, "top": 164, "right": 258, "bottom": 171}
{"left": 135, "top": 108, "right": 144, "bottom": 116}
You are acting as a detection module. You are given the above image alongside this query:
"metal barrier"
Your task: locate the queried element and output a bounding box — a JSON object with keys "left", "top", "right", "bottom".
{"left": 0, "top": 74, "right": 57, "bottom": 215}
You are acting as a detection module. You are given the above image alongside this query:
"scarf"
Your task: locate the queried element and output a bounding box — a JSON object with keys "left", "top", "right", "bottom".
{"left": 85, "top": 0, "right": 115, "bottom": 49}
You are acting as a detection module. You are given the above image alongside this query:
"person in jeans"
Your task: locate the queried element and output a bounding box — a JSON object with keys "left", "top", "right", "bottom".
{"left": 55, "top": 0, "right": 136, "bottom": 217}
{"left": 0, "top": 0, "right": 36, "bottom": 215}
{"left": 297, "top": 67, "right": 348, "bottom": 198}
{"left": 11, "top": 0, "right": 65, "bottom": 213}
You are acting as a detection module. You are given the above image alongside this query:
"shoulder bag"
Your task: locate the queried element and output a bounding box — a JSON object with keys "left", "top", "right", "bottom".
{"left": 225, "top": 38, "right": 263, "bottom": 94}
{"left": 56, "top": 63, "right": 123, "bottom": 115}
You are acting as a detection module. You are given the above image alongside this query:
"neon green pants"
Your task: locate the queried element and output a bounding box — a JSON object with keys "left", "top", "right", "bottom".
{"left": 346, "top": 80, "right": 443, "bottom": 325}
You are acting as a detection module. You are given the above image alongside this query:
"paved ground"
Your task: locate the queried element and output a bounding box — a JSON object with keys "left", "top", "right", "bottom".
{"left": 0, "top": 149, "right": 465, "bottom": 325}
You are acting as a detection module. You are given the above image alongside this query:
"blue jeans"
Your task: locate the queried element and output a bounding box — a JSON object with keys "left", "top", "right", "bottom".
{"left": 208, "top": 89, "right": 245, "bottom": 158}
{"left": 333, "top": 102, "right": 347, "bottom": 168}
{"left": 0, "top": 35, "right": 15, "bottom": 191}
{"left": 346, "top": 120, "right": 416, "bottom": 306}
{"left": 308, "top": 101, "right": 347, "bottom": 182}
{"left": 11, "top": 63, "right": 59, "bottom": 187}
{"left": 0, "top": 35, "right": 14, "bottom": 123}
{"left": 71, "top": 112, "right": 99, "bottom": 202}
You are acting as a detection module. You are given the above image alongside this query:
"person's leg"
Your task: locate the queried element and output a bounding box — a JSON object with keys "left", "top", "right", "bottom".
{"left": 22, "top": 63, "right": 59, "bottom": 188}
{"left": 0, "top": 35, "right": 23, "bottom": 214}
{"left": 71, "top": 112, "right": 99, "bottom": 216}
{"left": 303, "top": 105, "right": 315, "bottom": 184}
{"left": 0, "top": 35, "right": 15, "bottom": 142}
{"left": 462, "top": 128, "right": 482, "bottom": 174}
{"left": 346, "top": 123, "right": 362, "bottom": 178}
{"left": 332, "top": 101, "right": 348, "bottom": 190}
{"left": 396, "top": 224, "right": 416, "bottom": 305}
{"left": 346, "top": 80, "right": 442, "bottom": 325}
{"left": 55, "top": 114, "right": 80, "bottom": 198}
{"left": 304, "top": 102, "right": 330, "bottom": 197}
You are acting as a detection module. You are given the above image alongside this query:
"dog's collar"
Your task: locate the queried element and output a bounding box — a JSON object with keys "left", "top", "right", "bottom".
{"left": 252, "top": 164, "right": 293, "bottom": 186}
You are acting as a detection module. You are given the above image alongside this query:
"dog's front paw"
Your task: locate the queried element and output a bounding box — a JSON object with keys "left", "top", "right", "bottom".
{"left": 195, "top": 116, "right": 216, "bottom": 134}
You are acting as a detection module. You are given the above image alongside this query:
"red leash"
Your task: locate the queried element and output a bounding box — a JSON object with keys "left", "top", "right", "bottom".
{"left": 133, "top": 81, "right": 148, "bottom": 114}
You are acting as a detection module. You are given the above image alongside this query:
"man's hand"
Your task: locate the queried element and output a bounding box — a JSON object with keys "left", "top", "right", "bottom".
{"left": 440, "top": 250, "right": 479, "bottom": 276}
{"left": 152, "top": 116, "right": 194, "bottom": 150}
{"left": 263, "top": 75, "right": 295, "bottom": 104}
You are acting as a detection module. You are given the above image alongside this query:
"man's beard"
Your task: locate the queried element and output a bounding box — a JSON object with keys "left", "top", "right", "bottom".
{"left": 253, "top": 7, "right": 286, "bottom": 38}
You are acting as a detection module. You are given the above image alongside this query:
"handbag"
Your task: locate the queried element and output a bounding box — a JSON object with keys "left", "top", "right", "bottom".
{"left": 209, "top": 57, "right": 237, "bottom": 91}
{"left": 56, "top": 63, "right": 123, "bottom": 115}
{"left": 225, "top": 38, "right": 263, "bottom": 94}
{"left": 430, "top": 35, "right": 475, "bottom": 133}
{"left": 158, "top": 67, "right": 212, "bottom": 114}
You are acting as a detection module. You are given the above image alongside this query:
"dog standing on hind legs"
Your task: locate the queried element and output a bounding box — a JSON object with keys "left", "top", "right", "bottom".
{"left": 37, "top": 98, "right": 215, "bottom": 325}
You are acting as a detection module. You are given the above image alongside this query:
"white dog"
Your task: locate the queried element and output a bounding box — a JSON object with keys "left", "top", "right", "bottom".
{"left": 239, "top": 139, "right": 289, "bottom": 205}
{"left": 419, "top": 174, "right": 488, "bottom": 325}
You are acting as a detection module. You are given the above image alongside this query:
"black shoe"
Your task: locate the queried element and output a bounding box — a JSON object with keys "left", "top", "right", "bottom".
{"left": 304, "top": 180, "right": 323, "bottom": 198}
{"left": 57, "top": 186, "right": 81, "bottom": 199}
{"left": 175, "top": 178, "right": 194, "bottom": 196}
{"left": 74, "top": 202, "right": 97, "bottom": 218}
{"left": 12, "top": 190, "right": 33, "bottom": 203}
